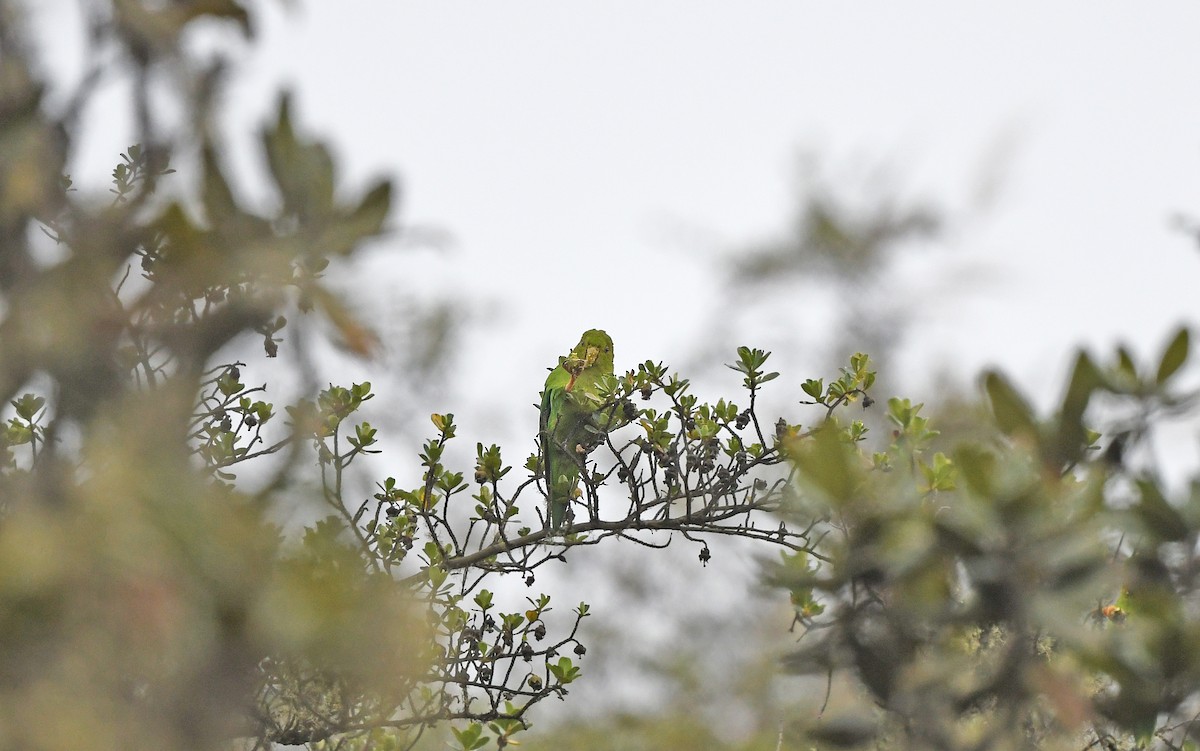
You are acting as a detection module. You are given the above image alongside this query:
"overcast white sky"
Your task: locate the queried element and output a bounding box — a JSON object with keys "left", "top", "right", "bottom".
{"left": 235, "top": 3, "right": 1200, "bottom": 418}
{"left": 40, "top": 2, "right": 1200, "bottom": 430}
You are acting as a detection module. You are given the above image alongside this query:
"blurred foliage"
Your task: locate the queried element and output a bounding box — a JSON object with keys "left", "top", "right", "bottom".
{"left": 519, "top": 711, "right": 787, "bottom": 751}
{"left": 0, "top": 1, "right": 424, "bottom": 748}
{"left": 6, "top": 3, "right": 1200, "bottom": 751}
{"left": 734, "top": 158, "right": 940, "bottom": 285}
{"left": 774, "top": 328, "right": 1200, "bottom": 750}
{"left": 709, "top": 155, "right": 946, "bottom": 380}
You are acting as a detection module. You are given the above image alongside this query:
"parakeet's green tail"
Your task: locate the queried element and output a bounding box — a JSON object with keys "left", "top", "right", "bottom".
{"left": 543, "top": 443, "right": 578, "bottom": 531}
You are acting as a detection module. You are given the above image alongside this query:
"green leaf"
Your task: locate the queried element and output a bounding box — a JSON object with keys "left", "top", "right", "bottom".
{"left": 6, "top": 419, "right": 32, "bottom": 445}
{"left": 1156, "top": 326, "right": 1189, "bottom": 385}
{"left": 200, "top": 143, "right": 240, "bottom": 225}
{"left": 548, "top": 656, "right": 581, "bottom": 684}
{"left": 984, "top": 371, "right": 1036, "bottom": 438}
{"left": 1134, "top": 478, "right": 1189, "bottom": 542}
{"left": 801, "top": 378, "right": 824, "bottom": 400}
{"left": 790, "top": 423, "right": 859, "bottom": 503}
{"left": 326, "top": 180, "right": 393, "bottom": 256}
{"left": 1115, "top": 346, "right": 1139, "bottom": 383}
{"left": 954, "top": 444, "right": 996, "bottom": 497}
{"left": 261, "top": 92, "right": 335, "bottom": 222}
{"left": 920, "top": 452, "right": 956, "bottom": 492}
{"left": 11, "top": 393, "right": 45, "bottom": 422}
{"left": 451, "top": 723, "right": 490, "bottom": 750}
{"left": 1050, "top": 351, "right": 1101, "bottom": 466}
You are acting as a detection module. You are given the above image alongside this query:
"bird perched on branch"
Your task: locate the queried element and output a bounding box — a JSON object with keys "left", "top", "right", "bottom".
{"left": 539, "top": 329, "right": 618, "bottom": 531}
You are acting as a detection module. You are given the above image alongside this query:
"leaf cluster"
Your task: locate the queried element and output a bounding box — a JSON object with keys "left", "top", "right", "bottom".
{"left": 774, "top": 328, "right": 1200, "bottom": 751}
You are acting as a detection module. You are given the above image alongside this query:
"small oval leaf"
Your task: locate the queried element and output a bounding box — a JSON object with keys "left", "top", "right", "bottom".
{"left": 984, "top": 371, "right": 1036, "bottom": 438}
{"left": 1156, "top": 327, "right": 1189, "bottom": 385}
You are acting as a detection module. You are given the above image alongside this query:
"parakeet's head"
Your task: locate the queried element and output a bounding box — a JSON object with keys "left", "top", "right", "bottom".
{"left": 571, "top": 329, "right": 614, "bottom": 372}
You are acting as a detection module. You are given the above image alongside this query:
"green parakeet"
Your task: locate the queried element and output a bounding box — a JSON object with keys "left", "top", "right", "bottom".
{"left": 540, "top": 329, "right": 617, "bottom": 531}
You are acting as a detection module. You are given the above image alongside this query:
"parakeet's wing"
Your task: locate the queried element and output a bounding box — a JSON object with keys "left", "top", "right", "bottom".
{"left": 541, "top": 363, "right": 577, "bottom": 530}
{"left": 540, "top": 364, "right": 571, "bottom": 436}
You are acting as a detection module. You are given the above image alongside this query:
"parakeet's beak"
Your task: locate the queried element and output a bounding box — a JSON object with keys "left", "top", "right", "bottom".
{"left": 584, "top": 345, "right": 599, "bottom": 367}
